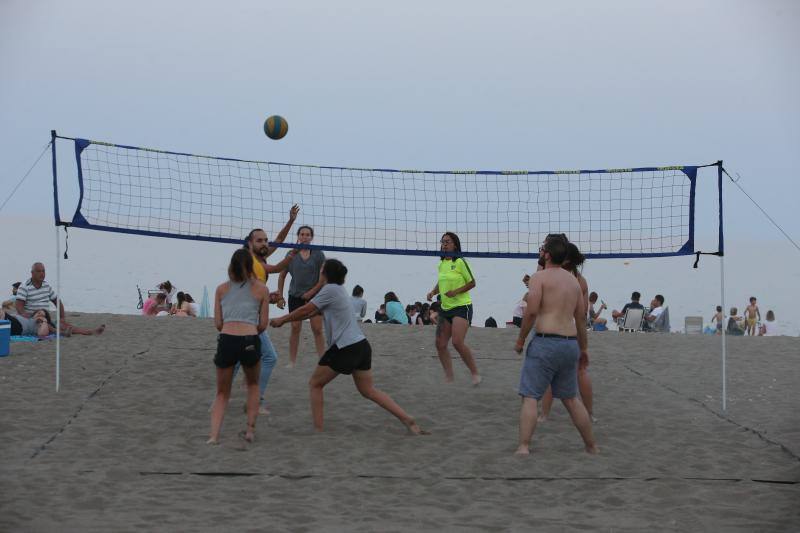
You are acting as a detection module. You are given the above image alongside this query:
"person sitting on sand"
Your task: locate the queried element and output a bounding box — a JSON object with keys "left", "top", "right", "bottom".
{"left": 270, "top": 258, "right": 427, "bottom": 435}
{"left": 208, "top": 249, "right": 269, "bottom": 445}
{"left": 183, "top": 293, "right": 199, "bottom": 316}
{"left": 759, "top": 310, "right": 776, "bottom": 336}
{"left": 142, "top": 292, "right": 169, "bottom": 316}
{"left": 727, "top": 307, "right": 745, "bottom": 336}
{"left": 351, "top": 285, "right": 367, "bottom": 322}
{"left": 15, "top": 262, "right": 105, "bottom": 335}
{"left": 588, "top": 292, "right": 607, "bottom": 330}
{"left": 416, "top": 303, "right": 433, "bottom": 325}
{"left": 384, "top": 292, "right": 407, "bottom": 324}
{"left": 374, "top": 303, "right": 389, "bottom": 323}
{"left": 744, "top": 297, "right": 761, "bottom": 336}
{"left": 711, "top": 306, "right": 724, "bottom": 334}
{"left": 611, "top": 291, "right": 644, "bottom": 323}
{"left": 514, "top": 234, "right": 598, "bottom": 456}
{"left": 429, "top": 301, "right": 440, "bottom": 325}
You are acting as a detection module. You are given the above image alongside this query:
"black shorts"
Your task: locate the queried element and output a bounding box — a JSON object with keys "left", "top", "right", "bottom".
{"left": 512, "top": 316, "right": 522, "bottom": 328}
{"left": 319, "top": 339, "right": 372, "bottom": 375}
{"left": 214, "top": 334, "right": 261, "bottom": 369}
{"left": 288, "top": 295, "right": 306, "bottom": 312}
{"left": 440, "top": 304, "right": 473, "bottom": 325}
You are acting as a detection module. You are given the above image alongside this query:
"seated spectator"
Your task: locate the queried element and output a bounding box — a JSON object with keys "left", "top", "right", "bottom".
{"left": 351, "top": 285, "right": 367, "bottom": 322}
{"left": 612, "top": 291, "right": 644, "bottom": 321}
{"left": 384, "top": 292, "right": 407, "bottom": 324}
{"left": 11, "top": 281, "right": 21, "bottom": 301}
{"left": 484, "top": 316, "right": 498, "bottom": 328}
{"left": 171, "top": 292, "right": 197, "bottom": 317}
{"left": 759, "top": 310, "right": 776, "bottom": 336}
{"left": 158, "top": 280, "right": 177, "bottom": 305}
{"left": 416, "top": 303, "right": 433, "bottom": 325}
{"left": 643, "top": 295, "right": 666, "bottom": 331}
{"left": 588, "top": 292, "right": 608, "bottom": 329}
{"left": 143, "top": 292, "right": 169, "bottom": 316}
{"left": 429, "top": 301, "right": 440, "bottom": 325}
{"left": 726, "top": 307, "right": 745, "bottom": 336}
{"left": 374, "top": 303, "right": 389, "bottom": 323}
{"left": 183, "top": 293, "right": 199, "bottom": 316}
{"left": 15, "top": 262, "right": 105, "bottom": 334}
{"left": 407, "top": 304, "right": 418, "bottom": 325}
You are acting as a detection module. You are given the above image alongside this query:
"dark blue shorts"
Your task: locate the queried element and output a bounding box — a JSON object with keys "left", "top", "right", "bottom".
{"left": 518, "top": 335, "right": 579, "bottom": 400}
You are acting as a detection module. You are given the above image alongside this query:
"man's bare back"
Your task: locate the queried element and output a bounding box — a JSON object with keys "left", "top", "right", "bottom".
{"left": 527, "top": 266, "right": 582, "bottom": 336}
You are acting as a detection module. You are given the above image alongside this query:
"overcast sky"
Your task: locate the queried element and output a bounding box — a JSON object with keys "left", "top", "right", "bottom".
{"left": 1, "top": 0, "right": 799, "bottom": 246}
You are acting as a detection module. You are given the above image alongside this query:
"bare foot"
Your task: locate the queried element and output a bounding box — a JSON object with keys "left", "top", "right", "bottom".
{"left": 206, "top": 437, "right": 219, "bottom": 445}
{"left": 404, "top": 419, "right": 430, "bottom": 436}
{"left": 239, "top": 429, "right": 254, "bottom": 443}
{"left": 94, "top": 325, "right": 106, "bottom": 335}
{"left": 537, "top": 414, "right": 548, "bottom": 423}
{"left": 514, "top": 445, "right": 530, "bottom": 456}
{"left": 471, "top": 374, "right": 482, "bottom": 386}
{"left": 585, "top": 444, "right": 599, "bottom": 454}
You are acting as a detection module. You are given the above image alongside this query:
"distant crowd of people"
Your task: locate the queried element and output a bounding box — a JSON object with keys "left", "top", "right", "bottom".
{"left": 713, "top": 297, "right": 776, "bottom": 336}
{"left": 140, "top": 280, "right": 200, "bottom": 317}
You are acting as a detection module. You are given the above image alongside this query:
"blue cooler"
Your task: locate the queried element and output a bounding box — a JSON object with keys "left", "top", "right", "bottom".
{"left": 0, "top": 319, "right": 10, "bottom": 357}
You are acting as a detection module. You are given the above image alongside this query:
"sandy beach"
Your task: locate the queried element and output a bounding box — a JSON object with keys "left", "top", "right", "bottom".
{"left": 1, "top": 313, "right": 798, "bottom": 532}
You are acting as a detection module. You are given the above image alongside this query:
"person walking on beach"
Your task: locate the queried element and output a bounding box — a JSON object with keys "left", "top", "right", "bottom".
{"left": 270, "top": 259, "right": 427, "bottom": 435}
{"left": 744, "top": 297, "right": 761, "bottom": 336}
{"left": 277, "top": 225, "right": 326, "bottom": 367}
{"left": 711, "top": 306, "right": 724, "bottom": 334}
{"left": 208, "top": 249, "right": 269, "bottom": 445}
{"left": 426, "top": 232, "right": 481, "bottom": 385}
{"left": 514, "top": 234, "right": 598, "bottom": 455}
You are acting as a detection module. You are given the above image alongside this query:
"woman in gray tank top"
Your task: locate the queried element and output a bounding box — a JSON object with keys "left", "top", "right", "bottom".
{"left": 208, "top": 249, "right": 269, "bottom": 445}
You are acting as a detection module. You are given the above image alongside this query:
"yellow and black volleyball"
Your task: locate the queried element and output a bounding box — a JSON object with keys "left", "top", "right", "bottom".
{"left": 264, "top": 115, "right": 289, "bottom": 140}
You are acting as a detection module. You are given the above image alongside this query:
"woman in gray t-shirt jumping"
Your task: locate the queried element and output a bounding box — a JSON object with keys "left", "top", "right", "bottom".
{"left": 271, "top": 258, "right": 427, "bottom": 436}
{"left": 277, "top": 225, "right": 327, "bottom": 367}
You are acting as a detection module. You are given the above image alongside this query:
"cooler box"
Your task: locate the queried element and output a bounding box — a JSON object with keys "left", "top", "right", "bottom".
{"left": 0, "top": 319, "right": 10, "bottom": 357}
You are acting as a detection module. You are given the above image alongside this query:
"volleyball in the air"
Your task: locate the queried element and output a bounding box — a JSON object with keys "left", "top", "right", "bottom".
{"left": 264, "top": 115, "right": 289, "bottom": 140}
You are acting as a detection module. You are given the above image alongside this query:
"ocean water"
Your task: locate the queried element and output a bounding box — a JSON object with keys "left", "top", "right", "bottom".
{"left": 2, "top": 216, "right": 799, "bottom": 337}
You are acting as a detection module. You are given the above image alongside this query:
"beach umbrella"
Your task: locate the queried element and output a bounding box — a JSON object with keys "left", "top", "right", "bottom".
{"left": 199, "top": 286, "right": 210, "bottom": 318}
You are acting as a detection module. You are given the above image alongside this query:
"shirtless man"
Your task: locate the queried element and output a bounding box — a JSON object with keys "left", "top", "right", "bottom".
{"left": 513, "top": 234, "right": 598, "bottom": 456}
{"left": 744, "top": 297, "right": 761, "bottom": 336}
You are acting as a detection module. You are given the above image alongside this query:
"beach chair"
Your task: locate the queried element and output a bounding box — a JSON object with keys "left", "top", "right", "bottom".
{"left": 684, "top": 316, "right": 703, "bottom": 334}
{"left": 652, "top": 307, "right": 670, "bottom": 333}
{"left": 618, "top": 307, "right": 644, "bottom": 332}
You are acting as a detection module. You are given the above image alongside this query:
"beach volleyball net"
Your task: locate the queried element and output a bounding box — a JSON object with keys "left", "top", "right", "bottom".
{"left": 52, "top": 134, "right": 723, "bottom": 259}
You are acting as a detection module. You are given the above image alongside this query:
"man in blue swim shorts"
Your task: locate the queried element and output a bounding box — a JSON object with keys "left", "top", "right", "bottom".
{"left": 513, "top": 234, "right": 598, "bottom": 456}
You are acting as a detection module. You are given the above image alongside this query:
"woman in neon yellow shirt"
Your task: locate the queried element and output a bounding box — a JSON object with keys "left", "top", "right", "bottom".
{"left": 426, "top": 232, "right": 481, "bottom": 385}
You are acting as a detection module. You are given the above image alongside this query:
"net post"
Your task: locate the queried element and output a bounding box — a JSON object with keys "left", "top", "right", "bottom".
{"left": 55, "top": 226, "right": 61, "bottom": 392}
{"left": 717, "top": 160, "right": 726, "bottom": 412}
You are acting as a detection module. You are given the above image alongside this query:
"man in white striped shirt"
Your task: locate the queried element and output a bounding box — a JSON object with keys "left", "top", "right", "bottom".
{"left": 15, "top": 262, "right": 105, "bottom": 336}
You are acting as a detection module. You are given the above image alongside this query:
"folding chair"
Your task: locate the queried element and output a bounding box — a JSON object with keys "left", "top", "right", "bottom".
{"left": 684, "top": 315, "right": 703, "bottom": 334}
{"left": 619, "top": 307, "right": 645, "bottom": 332}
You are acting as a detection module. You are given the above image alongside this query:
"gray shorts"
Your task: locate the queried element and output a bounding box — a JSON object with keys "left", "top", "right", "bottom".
{"left": 518, "top": 336, "right": 579, "bottom": 400}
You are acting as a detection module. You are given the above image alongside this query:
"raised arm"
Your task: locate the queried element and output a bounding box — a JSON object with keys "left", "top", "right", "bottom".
{"left": 266, "top": 204, "right": 300, "bottom": 257}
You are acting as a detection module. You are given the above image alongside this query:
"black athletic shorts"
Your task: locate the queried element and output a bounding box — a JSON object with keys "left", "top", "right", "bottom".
{"left": 318, "top": 338, "right": 372, "bottom": 375}
{"left": 214, "top": 334, "right": 261, "bottom": 369}
{"left": 288, "top": 295, "right": 307, "bottom": 312}
{"left": 440, "top": 304, "right": 473, "bottom": 325}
